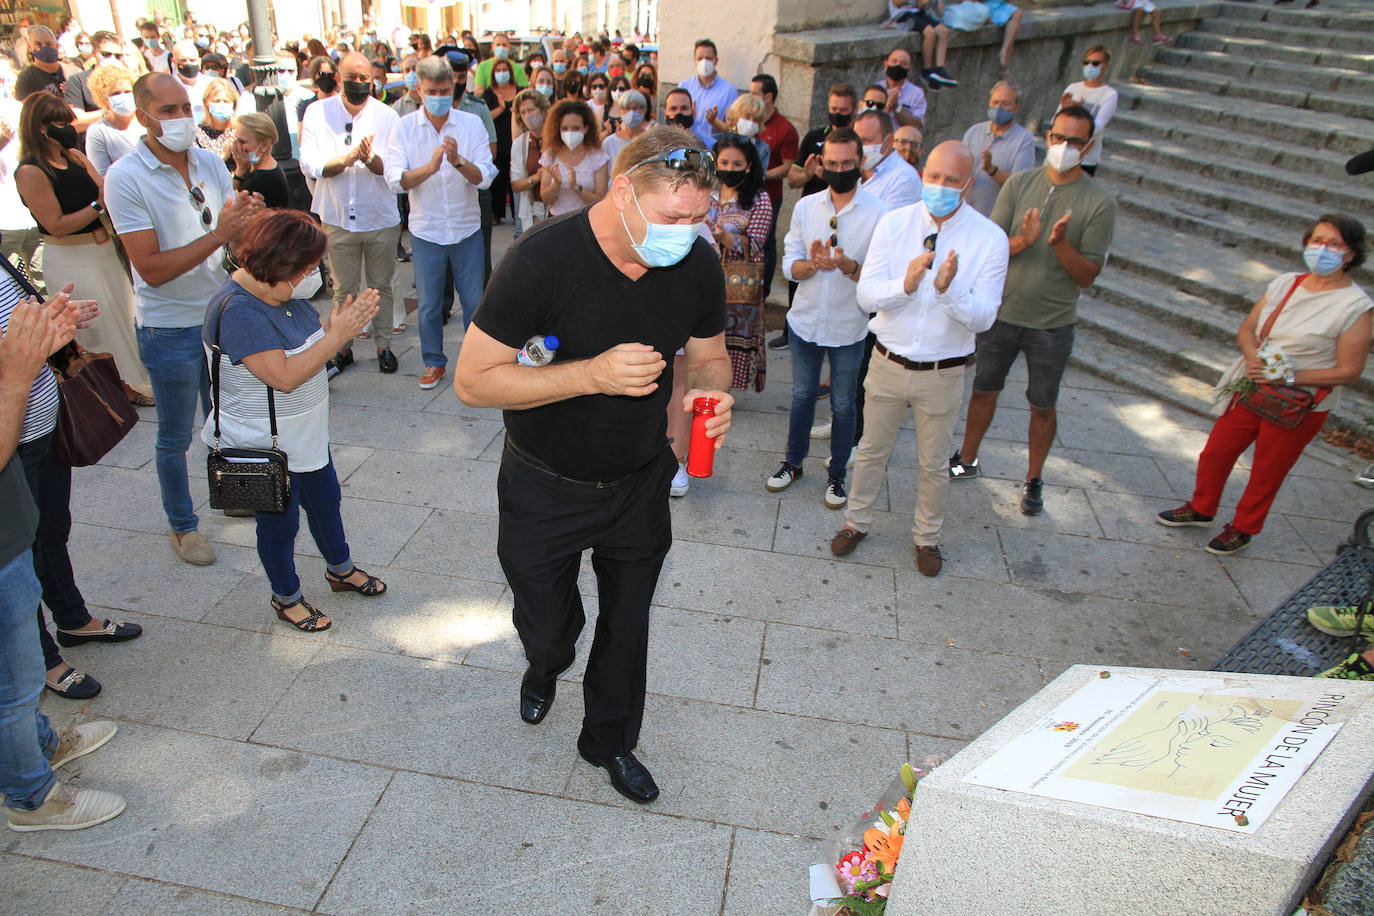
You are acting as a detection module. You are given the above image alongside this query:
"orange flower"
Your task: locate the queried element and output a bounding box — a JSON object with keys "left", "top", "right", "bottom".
{"left": 863, "top": 821, "right": 905, "bottom": 872}
{"left": 895, "top": 797, "right": 911, "bottom": 824}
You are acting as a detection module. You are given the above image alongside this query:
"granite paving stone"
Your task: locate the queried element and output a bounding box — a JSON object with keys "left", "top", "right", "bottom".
{"left": 341, "top": 448, "right": 500, "bottom": 513}
{"left": 389, "top": 507, "right": 512, "bottom": 585}
{"left": 722, "top": 828, "right": 825, "bottom": 916}
{"left": 0, "top": 855, "right": 125, "bottom": 912}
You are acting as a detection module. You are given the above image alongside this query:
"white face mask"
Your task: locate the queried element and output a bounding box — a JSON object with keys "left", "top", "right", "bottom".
{"left": 1045, "top": 141, "right": 1083, "bottom": 173}
{"left": 561, "top": 129, "right": 584, "bottom": 150}
{"left": 862, "top": 143, "right": 885, "bottom": 171}
{"left": 153, "top": 115, "right": 196, "bottom": 153}
{"left": 735, "top": 117, "right": 759, "bottom": 138}
{"left": 290, "top": 267, "right": 322, "bottom": 300}
{"left": 696, "top": 58, "right": 715, "bottom": 79}
{"left": 109, "top": 92, "right": 136, "bottom": 116}
{"left": 591, "top": 87, "right": 606, "bottom": 101}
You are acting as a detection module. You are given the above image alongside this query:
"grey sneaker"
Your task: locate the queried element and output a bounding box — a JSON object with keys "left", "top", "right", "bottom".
{"left": 49, "top": 720, "right": 118, "bottom": 770}
{"left": 949, "top": 451, "right": 980, "bottom": 480}
{"left": 6, "top": 782, "right": 126, "bottom": 832}
{"left": 1020, "top": 477, "right": 1044, "bottom": 516}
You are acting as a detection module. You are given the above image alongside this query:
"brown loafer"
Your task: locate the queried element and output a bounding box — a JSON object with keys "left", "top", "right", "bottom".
{"left": 916, "top": 545, "right": 943, "bottom": 577}
{"left": 830, "top": 526, "right": 866, "bottom": 557}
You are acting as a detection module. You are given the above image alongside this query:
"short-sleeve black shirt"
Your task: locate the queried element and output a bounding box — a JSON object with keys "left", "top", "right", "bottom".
{"left": 474, "top": 208, "right": 726, "bottom": 481}
{"left": 795, "top": 125, "right": 831, "bottom": 198}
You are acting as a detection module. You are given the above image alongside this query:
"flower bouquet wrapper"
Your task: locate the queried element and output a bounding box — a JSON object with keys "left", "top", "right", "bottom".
{"left": 806, "top": 756, "right": 944, "bottom": 914}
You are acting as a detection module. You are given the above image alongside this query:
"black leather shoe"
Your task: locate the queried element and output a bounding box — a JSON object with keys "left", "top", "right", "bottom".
{"left": 520, "top": 669, "right": 556, "bottom": 725}
{"left": 378, "top": 349, "right": 398, "bottom": 374}
{"left": 579, "top": 750, "right": 659, "bottom": 804}
{"left": 55, "top": 619, "right": 143, "bottom": 647}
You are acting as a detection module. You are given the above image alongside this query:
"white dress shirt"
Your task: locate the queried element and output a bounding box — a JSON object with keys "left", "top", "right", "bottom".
{"left": 861, "top": 152, "right": 923, "bottom": 210}
{"left": 857, "top": 199, "right": 1009, "bottom": 362}
{"left": 300, "top": 95, "right": 400, "bottom": 232}
{"left": 385, "top": 108, "right": 496, "bottom": 246}
{"left": 888, "top": 79, "right": 927, "bottom": 127}
{"left": 782, "top": 186, "right": 891, "bottom": 347}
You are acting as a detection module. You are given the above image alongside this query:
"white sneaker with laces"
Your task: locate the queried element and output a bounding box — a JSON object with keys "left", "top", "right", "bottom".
{"left": 670, "top": 463, "right": 690, "bottom": 497}
{"left": 6, "top": 782, "right": 126, "bottom": 832}
{"left": 49, "top": 720, "right": 118, "bottom": 770}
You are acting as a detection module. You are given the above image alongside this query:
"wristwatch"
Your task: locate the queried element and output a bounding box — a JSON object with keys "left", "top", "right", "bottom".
{"left": 90, "top": 200, "right": 105, "bottom": 216}
{"left": 455, "top": 154, "right": 466, "bottom": 169}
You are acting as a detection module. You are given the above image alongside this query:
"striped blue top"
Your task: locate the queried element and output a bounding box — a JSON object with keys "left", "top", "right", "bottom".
{"left": 0, "top": 271, "right": 61, "bottom": 444}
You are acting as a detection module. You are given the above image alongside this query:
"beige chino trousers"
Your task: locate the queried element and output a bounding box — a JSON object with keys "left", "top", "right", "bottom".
{"left": 324, "top": 222, "right": 400, "bottom": 349}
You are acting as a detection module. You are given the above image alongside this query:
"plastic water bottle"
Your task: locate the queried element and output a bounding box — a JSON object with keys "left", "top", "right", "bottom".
{"left": 516, "top": 334, "right": 559, "bottom": 367}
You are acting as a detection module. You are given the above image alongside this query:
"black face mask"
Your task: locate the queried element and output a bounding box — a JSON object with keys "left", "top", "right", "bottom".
{"left": 314, "top": 72, "right": 337, "bottom": 94}
{"left": 667, "top": 113, "right": 693, "bottom": 129}
{"left": 821, "top": 166, "right": 861, "bottom": 194}
{"left": 178, "top": 62, "right": 200, "bottom": 79}
{"left": 828, "top": 111, "right": 851, "bottom": 128}
{"left": 47, "top": 123, "right": 79, "bottom": 150}
{"left": 885, "top": 65, "right": 909, "bottom": 83}
{"left": 718, "top": 168, "right": 747, "bottom": 188}
{"left": 342, "top": 79, "right": 372, "bottom": 104}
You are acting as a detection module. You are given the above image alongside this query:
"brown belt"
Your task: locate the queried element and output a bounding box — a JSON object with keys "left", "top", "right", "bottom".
{"left": 41, "top": 227, "right": 110, "bottom": 246}
{"left": 874, "top": 341, "right": 970, "bottom": 372}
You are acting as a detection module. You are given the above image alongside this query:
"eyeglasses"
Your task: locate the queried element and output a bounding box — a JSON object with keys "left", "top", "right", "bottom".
{"left": 893, "top": 139, "right": 920, "bottom": 149}
{"left": 188, "top": 186, "right": 212, "bottom": 227}
{"left": 344, "top": 121, "right": 353, "bottom": 145}
{"left": 829, "top": 214, "right": 838, "bottom": 248}
{"left": 625, "top": 147, "right": 717, "bottom": 182}
{"left": 1048, "top": 131, "right": 1090, "bottom": 150}
{"left": 1083, "top": 59, "right": 1106, "bottom": 67}
{"left": 923, "top": 232, "right": 938, "bottom": 269}
{"left": 862, "top": 99, "right": 883, "bottom": 110}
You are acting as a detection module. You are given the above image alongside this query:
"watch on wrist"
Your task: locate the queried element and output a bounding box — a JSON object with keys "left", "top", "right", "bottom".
{"left": 90, "top": 201, "right": 105, "bottom": 216}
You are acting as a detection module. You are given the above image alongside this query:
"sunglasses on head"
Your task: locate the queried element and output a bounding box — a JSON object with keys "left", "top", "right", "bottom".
{"left": 625, "top": 147, "right": 717, "bottom": 182}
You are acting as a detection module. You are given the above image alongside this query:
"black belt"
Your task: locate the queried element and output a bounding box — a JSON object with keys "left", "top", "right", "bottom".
{"left": 504, "top": 435, "right": 649, "bottom": 489}
{"left": 874, "top": 341, "right": 970, "bottom": 372}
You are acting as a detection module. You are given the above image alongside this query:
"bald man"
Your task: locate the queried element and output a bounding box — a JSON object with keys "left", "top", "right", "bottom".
{"left": 300, "top": 51, "right": 402, "bottom": 373}
{"left": 829, "top": 141, "right": 1008, "bottom": 577}
{"left": 105, "top": 73, "right": 263, "bottom": 566}
{"left": 170, "top": 40, "right": 210, "bottom": 123}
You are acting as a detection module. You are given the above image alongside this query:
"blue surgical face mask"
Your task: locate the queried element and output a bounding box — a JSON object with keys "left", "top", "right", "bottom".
{"left": 620, "top": 185, "right": 701, "bottom": 268}
{"left": 536, "top": 82, "right": 554, "bottom": 97}
{"left": 404, "top": 71, "right": 417, "bottom": 90}
{"left": 1304, "top": 244, "right": 1346, "bottom": 277}
{"left": 922, "top": 180, "right": 968, "bottom": 219}
{"left": 1082, "top": 63, "right": 1103, "bottom": 81}
{"left": 622, "top": 109, "right": 644, "bottom": 129}
{"left": 207, "top": 101, "right": 235, "bottom": 121}
{"left": 553, "top": 61, "right": 567, "bottom": 75}
{"left": 247, "top": 150, "right": 261, "bottom": 164}
{"left": 424, "top": 94, "right": 453, "bottom": 117}
{"left": 987, "top": 106, "right": 1014, "bottom": 127}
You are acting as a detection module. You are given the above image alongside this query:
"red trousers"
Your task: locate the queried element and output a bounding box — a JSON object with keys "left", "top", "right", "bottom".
{"left": 1190, "top": 403, "right": 1328, "bottom": 535}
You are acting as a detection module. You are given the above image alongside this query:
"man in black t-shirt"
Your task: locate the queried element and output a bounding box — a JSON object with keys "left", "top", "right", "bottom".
{"left": 455, "top": 126, "right": 732, "bottom": 805}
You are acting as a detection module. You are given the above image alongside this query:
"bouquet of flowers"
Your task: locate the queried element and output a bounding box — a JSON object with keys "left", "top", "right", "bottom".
{"left": 808, "top": 757, "right": 943, "bottom": 916}
{"left": 1220, "top": 339, "right": 1295, "bottom": 400}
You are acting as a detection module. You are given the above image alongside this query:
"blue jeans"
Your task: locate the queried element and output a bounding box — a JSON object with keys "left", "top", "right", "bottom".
{"left": 255, "top": 457, "right": 352, "bottom": 604}
{"left": 785, "top": 329, "right": 865, "bottom": 480}
{"left": 412, "top": 230, "right": 485, "bottom": 368}
{"left": 136, "top": 325, "right": 210, "bottom": 534}
{"left": 0, "top": 550, "right": 58, "bottom": 810}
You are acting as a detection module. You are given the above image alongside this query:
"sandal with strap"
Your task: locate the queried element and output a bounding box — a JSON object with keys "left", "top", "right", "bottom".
{"left": 325, "top": 566, "right": 387, "bottom": 597}
{"left": 271, "top": 596, "right": 332, "bottom": 632}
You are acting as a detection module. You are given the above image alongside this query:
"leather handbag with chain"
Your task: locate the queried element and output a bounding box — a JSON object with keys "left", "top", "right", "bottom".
{"left": 1238, "top": 273, "right": 1331, "bottom": 430}
{"left": 0, "top": 255, "right": 138, "bottom": 467}
{"left": 205, "top": 294, "right": 291, "bottom": 513}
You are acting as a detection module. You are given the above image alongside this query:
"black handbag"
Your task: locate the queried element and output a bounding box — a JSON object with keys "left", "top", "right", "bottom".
{"left": 205, "top": 295, "right": 291, "bottom": 513}
{"left": 0, "top": 256, "right": 138, "bottom": 467}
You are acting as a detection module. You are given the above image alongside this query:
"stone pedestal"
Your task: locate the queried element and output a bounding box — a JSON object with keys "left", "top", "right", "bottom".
{"left": 886, "top": 665, "right": 1374, "bottom": 916}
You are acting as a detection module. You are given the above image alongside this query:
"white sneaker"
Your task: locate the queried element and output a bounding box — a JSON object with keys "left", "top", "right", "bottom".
{"left": 670, "top": 463, "right": 690, "bottom": 497}
{"left": 1357, "top": 463, "right": 1374, "bottom": 488}
{"left": 810, "top": 419, "right": 832, "bottom": 439}
{"left": 6, "top": 782, "right": 126, "bottom": 832}
{"left": 824, "top": 476, "right": 848, "bottom": 509}
{"left": 49, "top": 720, "right": 118, "bottom": 769}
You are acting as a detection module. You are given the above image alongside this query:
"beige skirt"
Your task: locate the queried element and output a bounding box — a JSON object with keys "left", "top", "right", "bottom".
{"left": 41, "top": 234, "right": 152, "bottom": 396}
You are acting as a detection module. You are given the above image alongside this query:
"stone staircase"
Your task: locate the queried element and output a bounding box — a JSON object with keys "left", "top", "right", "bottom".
{"left": 1071, "top": 0, "right": 1374, "bottom": 431}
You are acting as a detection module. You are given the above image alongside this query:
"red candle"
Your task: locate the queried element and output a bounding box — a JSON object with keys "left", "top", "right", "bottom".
{"left": 686, "top": 396, "right": 719, "bottom": 478}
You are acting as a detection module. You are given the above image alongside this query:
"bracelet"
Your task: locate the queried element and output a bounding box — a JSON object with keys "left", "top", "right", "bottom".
{"left": 208, "top": 226, "right": 223, "bottom": 244}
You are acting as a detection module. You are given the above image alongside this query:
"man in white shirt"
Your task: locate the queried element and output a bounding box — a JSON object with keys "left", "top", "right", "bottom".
{"left": 170, "top": 40, "right": 211, "bottom": 124}
{"left": 106, "top": 73, "right": 262, "bottom": 566}
{"left": 854, "top": 109, "right": 922, "bottom": 210}
{"left": 385, "top": 56, "right": 496, "bottom": 391}
{"left": 676, "top": 38, "right": 737, "bottom": 146}
{"left": 829, "top": 141, "right": 1007, "bottom": 577}
{"left": 768, "top": 128, "right": 890, "bottom": 509}
{"left": 881, "top": 48, "right": 925, "bottom": 129}
{"left": 301, "top": 51, "right": 402, "bottom": 373}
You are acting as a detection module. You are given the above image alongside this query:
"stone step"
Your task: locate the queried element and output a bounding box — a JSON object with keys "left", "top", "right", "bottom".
{"left": 1105, "top": 128, "right": 1374, "bottom": 216}
{"left": 1108, "top": 108, "right": 1357, "bottom": 183}
{"left": 1114, "top": 83, "right": 1371, "bottom": 157}
{"left": 1218, "top": 0, "right": 1374, "bottom": 34}
{"left": 1154, "top": 45, "right": 1374, "bottom": 94}
{"left": 1136, "top": 62, "right": 1374, "bottom": 121}
{"left": 1199, "top": 15, "right": 1374, "bottom": 51}
{"left": 1175, "top": 31, "right": 1374, "bottom": 74}
{"left": 1108, "top": 179, "right": 1308, "bottom": 265}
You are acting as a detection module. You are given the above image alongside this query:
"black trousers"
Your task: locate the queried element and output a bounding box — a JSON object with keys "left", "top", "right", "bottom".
{"left": 17, "top": 431, "right": 91, "bottom": 670}
{"left": 496, "top": 441, "right": 675, "bottom": 758}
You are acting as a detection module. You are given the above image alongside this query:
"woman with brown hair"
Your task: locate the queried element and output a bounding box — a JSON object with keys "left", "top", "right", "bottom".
{"left": 538, "top": 99, "right": 608, "bottom": 217}
{"left": 14, "top": 91, "right": 152, "bottom": 406}
{"left": 483, "top": 56, "right": 520, "bottom": 224}
{"left": 202, "top": 209, "right": 387, "bottom": 632}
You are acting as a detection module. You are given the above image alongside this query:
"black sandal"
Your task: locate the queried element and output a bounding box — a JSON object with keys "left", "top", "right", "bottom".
{"left": 272, "top": 596, "right": 332, "bottom": 632}
{"left": 325, "top": 566, "right": 387, "bottom": 597}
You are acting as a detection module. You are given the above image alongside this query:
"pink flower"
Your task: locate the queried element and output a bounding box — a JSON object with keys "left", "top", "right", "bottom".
{"left": 836, "top": 851, "right": 865, "bottom": 896}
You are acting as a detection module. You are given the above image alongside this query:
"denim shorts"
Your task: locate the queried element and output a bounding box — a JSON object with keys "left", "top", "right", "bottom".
{"left": 971, "top": 319, "right": 1076, "bottom": 409}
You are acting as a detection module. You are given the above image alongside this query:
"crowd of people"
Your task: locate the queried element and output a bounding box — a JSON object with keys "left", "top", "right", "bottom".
{"left": 0, "top": 2, "right": 1370, "bottom": 832}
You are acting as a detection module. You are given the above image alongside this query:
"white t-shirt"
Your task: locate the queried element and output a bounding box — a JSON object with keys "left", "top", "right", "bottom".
{"left": 1060, "top": 81, "right": 1119, "bottom": 167}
